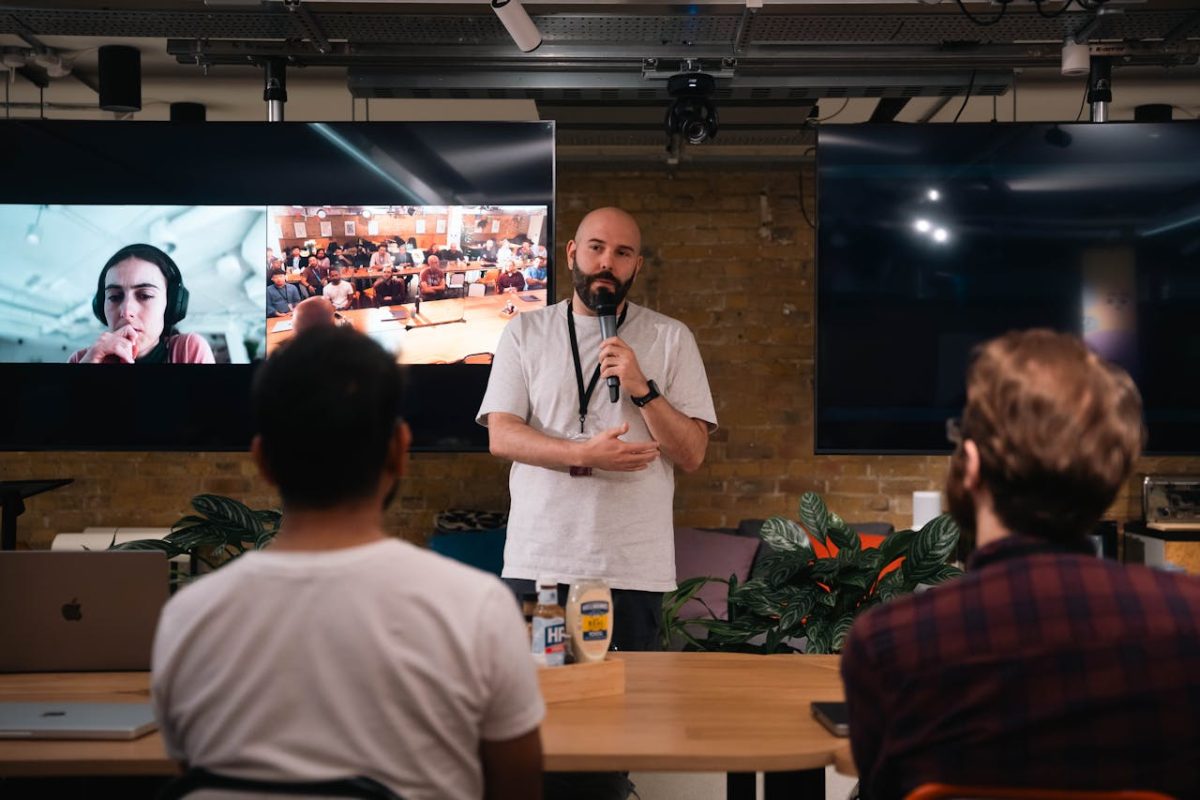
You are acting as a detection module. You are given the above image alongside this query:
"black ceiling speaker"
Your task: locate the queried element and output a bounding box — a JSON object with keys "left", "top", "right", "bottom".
{"left": 170, "top": 102, "right": 206, "bottom": 122}
{"left": 98, "top": 45, "right": 141, "bottom": 113}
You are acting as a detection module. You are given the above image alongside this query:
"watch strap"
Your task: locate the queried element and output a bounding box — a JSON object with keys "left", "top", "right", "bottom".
{"left": 632, "top": 380, "right": 660, "bottom": 408}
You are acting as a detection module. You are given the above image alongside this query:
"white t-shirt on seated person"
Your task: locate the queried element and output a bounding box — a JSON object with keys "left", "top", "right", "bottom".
{"left": 151, "top": 538, "right": 543, "bottom": 800}
{"left": 477, "top": 299, "right": 717, "bottom": 592}
{"left": 323, "top": 280, "right": 355, "bottom": 310}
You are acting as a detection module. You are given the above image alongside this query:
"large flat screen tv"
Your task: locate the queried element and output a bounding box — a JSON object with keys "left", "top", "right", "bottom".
{"left": 0, "top": 121, "right": 555, "bottom": 451}
{"left": 816, "top": 121, "right": 1200, "bottom": 455}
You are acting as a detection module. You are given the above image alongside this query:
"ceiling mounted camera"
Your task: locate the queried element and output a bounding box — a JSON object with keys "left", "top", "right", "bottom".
{"left": 665, "top": 72, "right": 718, "bottom": 146}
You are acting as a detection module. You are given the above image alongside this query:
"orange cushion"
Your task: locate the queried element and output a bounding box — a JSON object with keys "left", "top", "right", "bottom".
{"left": 809, "top": 532, "right": 903, "bottom": 578}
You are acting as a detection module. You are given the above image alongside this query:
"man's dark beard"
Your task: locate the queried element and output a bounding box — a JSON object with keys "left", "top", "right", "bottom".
{"left": 945, "top": 446, "right": 977, "bottom": 561}
{"left": 571, "top": 259, "right": 632, "bottom": 312}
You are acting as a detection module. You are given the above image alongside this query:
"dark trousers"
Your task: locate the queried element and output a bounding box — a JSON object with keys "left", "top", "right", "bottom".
{"left": 503, "top": 579, "right": 663, "bottom": 800}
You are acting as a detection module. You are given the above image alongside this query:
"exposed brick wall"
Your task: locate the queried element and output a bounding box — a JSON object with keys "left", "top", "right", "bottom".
{"left": 4, "top": 165, "right": 1199, "bottom": 565}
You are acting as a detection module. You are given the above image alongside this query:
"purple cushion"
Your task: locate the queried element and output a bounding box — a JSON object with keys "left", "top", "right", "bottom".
{"left": 674, "top": 527, "right": 761, "bottom": 620}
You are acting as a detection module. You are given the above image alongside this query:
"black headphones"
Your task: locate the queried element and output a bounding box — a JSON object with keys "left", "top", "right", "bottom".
{"left": 93, "top": 243, "right": 190, "bottom": 329}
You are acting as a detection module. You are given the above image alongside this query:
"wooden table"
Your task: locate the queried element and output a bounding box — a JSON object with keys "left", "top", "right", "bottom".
{"left": 265, "top": 288, "right": 546, "bottom": 363}
{"left": 0, "top": 652, "right": 848, "bottom": 798}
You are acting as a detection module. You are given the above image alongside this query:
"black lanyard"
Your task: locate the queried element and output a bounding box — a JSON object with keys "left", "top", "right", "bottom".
{"left": 567, "top": 302, "right": 628, "bottom": 434}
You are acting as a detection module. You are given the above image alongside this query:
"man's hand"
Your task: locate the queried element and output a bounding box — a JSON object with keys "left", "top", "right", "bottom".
{"left": 80, "top": 326, "right": 139, "bottom": 364}
{"left": 580, "top": 423, "right": 659, "bottom": 471}
{"left": 598, "top": 337, "right": 650, "bottom": 398}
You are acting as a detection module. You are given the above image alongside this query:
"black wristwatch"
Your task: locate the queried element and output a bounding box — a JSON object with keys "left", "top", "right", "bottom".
{"left": 631, "top": 380, "right": 661, "bottom": 408}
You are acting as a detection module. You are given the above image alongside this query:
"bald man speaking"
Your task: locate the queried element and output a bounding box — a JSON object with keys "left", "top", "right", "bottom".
{"left": 478, "top": 207, "right": 717, "bottom": 654}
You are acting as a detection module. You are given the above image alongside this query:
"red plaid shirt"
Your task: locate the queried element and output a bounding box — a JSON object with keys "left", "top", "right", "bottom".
{"left": 841, "top": 535, "right": 1200, "bottom": 800}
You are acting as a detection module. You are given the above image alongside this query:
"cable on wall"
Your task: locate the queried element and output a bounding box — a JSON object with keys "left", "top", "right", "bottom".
{"left": 952, "top": 70, "right": 978, "bottom": 122}
{"left": 954, "top": 0, "right": 1010, "bottom": 27}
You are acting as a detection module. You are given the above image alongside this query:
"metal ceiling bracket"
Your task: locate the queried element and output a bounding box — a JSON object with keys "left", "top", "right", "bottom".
{"left": 283, "top": 0, "right": 333, "bottom": 55}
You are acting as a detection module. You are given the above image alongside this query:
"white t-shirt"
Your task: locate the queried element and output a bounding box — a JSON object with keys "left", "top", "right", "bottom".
{"left": 151, "top": 538, "right": 543, "bottom": 800}
{"left": 322, "top": 280, "right": 355, "bottom": 310}
{"left": 477, "top": 299, "right": 717, "bottom": 591}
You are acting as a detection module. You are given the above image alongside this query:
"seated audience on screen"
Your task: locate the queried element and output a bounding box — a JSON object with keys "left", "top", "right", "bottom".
{"left": 266, "top": 269, "right": 304, "bottom": 318}
{"left": 418, "top": 255, "right": 447, "bottom": 299}
{"left": 392, "top": 242, "right": 414, "bottom": 267}
{"left": 330, "top": 243, "right": 353, "bottom": 269}
{"left": 373, "top": 269, "right": 408, "bottom": 306}
{"left": 481, "top": 239, "right": 498, "bottom": 264}
{"left": 69, "top": 243, "right": 215, "bottom": 364}
{"left": 439, "top": 242, "right": 465, "bottom": 263}
{"left": 523, "top": 260, "right": 547, "bottom": 289}
{"left": 407, "top": 237, "right": 426, "bottom": 266}
{"left": 841, "top": 329, "right": 1200, "bottom": 800}
{"left": 286, "top": 246, "right": 304, "bottom": 273}
{"left": 300, "top": 259, "right": 327, "bottom": 299}
{"left": 370, "top": 243, "right": 392, "bottom": 271}
{"left": 352, "top": 244, "right": 372, "bottom": 270}
{"left": 497, "top": 262, "right": 526, "bottom": 294}
{"left": 151, "top": 326, "right": 544, "bottom": 800}
{"left": 312, "top": 248, "right": 331, "bottom": 270}
{"left": 322, "top": 268, "right": 356, "bottom": 311}
{"left": 496, "top": 239, "right": 515, "bottom": 269}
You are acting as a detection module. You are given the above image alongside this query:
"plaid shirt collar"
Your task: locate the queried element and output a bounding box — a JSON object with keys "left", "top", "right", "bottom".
{"left": 967, "top": 533, "right": 1096, "bottom": 572}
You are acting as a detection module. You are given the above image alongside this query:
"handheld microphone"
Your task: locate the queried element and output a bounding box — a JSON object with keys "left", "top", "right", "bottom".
{"left": 594, "top": 288, "right": 620, "bottom": 403}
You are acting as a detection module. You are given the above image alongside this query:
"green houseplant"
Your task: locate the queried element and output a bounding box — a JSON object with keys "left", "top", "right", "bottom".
{"left": 111, "top": 494, "right": 280, "bottom": 581}
{"left": 661, "top": 492, "right": 963, "bottom": 654}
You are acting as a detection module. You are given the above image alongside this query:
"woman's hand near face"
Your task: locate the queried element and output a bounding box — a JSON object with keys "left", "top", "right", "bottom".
{"left": 80, "top": 325, "right": 139, "bottom": 364}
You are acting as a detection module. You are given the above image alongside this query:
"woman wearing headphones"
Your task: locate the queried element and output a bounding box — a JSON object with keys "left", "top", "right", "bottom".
{"left": 69, "top": 243, "right": 216, "bottom": 364}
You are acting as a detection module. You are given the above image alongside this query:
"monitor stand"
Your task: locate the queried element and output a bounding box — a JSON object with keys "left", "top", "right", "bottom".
{"left": 0, "top": 479, "right": 74, "bottom": 550}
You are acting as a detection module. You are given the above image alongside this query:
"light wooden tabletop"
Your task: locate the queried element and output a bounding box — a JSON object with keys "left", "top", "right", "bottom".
{"left": 265, "top": 288, "right": 547, "bottom": 363}
{"left": 543, "top": 652, "right": 847, "bottom": 772}
{"left": 0, "top": 651, "right": 849, "bottom": 777}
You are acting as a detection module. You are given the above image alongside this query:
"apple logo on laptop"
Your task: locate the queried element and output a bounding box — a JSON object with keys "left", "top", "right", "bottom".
{"left": 61, "top": 598, "right": 82, "bottom": 622}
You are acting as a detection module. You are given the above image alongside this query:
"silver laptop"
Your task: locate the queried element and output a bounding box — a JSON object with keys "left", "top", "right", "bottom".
{"left": 0, "top": 702, "right": 157, "bottom": 740}
{"left": 0, "top": 551, "right": 169, "bottom": 672}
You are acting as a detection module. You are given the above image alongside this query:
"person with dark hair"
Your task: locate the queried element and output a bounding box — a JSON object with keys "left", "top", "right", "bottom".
{"left": 370, "top": 243, "right": 392, "bottom": 271}
{"left": 322, "top": 267, "right": 356, "bottom": 311}
{"left": 351, "top": 243, "right": 372, "bottom": 270}
{"left": 329, "top": 243, "right": 353, "bottom": 269}
{"left": 299, "top": 256, "right": 327, "bottom": 300}
{"left": 151, "top": 326, "right": 545, "bottom": 800}
{"left": 841, "top": 329, "right": 1200, "bottom": 800}
{"left": 266, "top": 268, "right": 304, "bottom": 317}
{"left": 286, "top": 246, "right": 304, "bottom": 273}
{"left": 373, "top": 268, "right": 408, "bottom": 306}
{"left": 69, "top": 243, "right": 215, "bottom": 364}
{"left": 313, "top": 248, "right": 331, "bottom": 270}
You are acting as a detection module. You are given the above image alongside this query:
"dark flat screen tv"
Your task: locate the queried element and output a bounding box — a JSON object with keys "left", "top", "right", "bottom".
{"left": 816, "top": 121, "right": 1200, "bottom": 455}
{"left": 0, "top": 121, "right": 555, "bottom": 452}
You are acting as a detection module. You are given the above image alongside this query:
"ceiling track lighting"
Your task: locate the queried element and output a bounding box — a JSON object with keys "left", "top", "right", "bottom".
{"left": 1, "top": 47, "right": 73, "bottom": 79}
{"left": 25, "top": 205, "right": 45, "bottom": 246}
{"left": 491, "top": 0, "right": 542, "bottom": 53}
